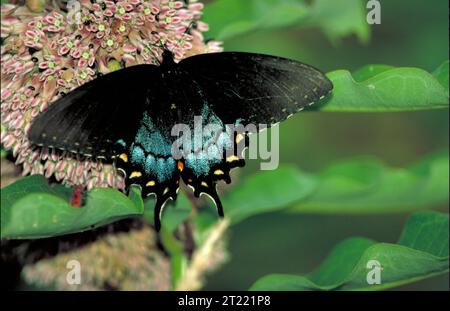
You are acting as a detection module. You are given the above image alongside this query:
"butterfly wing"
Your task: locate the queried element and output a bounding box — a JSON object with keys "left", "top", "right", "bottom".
{"left": 174, "top": 52, "right": 333, "bottom": 220}
{"left": 28, "top": 65, "right": 159, "bottom": 158}
{"left": 29, "top": 64, "right": 186, "bottom": 230}
{"left": 28, "top": 51, "right": 333, "bottom": 231}
{"left": 179, "top": 52, "right": 333, "bottom": 127}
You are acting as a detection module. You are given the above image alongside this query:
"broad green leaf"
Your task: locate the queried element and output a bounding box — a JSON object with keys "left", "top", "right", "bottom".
{"left": 306, "top": 0, "right": 370, "bottom": 44}
{"left": 221, "top": 151, "right": 448, "bottom": 221}
{"left": 319, "top": 61, "right": 449, "bottom": 111}
{"left": 250, "top": 211, "right": 449, "bottom": 290}
{"left": 351, "top": 65, "right": 394, "bottom": 82}
{"left": 203, "top": 0, "right": 310, "bottom": 40}
{"left": 162, "top": 192, "right": 192, "bottom": 233}
{"left": 291, "top": 150, "right": 449, "bottom": 214}
{"left": 433, "top": 60, "right": 449, "bottom": 87}
{"left": 398, "top": 211, "right": 449, "bottom": 258}
{"left": 1, "top": 175, "right": 72, "bottom": 233}
{"left": 309, "top": 237, "right": 376, "bottom": 287}
{"left": 223, "top": 166, "right": 318, "bottom": 224}
{"left": 1, "top": 175, "right": 144, "bottom": 239}
{"left": 203, "top": 0, "right": 369, "bottom": 42}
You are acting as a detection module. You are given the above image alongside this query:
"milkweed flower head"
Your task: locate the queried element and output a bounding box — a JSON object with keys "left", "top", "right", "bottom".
{"left": 1, "top": 0, "right": 222, "bottom": 190}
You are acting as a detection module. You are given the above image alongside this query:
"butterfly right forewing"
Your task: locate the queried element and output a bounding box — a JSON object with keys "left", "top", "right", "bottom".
{"left": 179, "top": 52, "right": 333, "bottom": 127}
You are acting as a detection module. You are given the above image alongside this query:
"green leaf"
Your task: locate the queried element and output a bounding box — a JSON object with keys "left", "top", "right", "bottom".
{"left": 1, "top": 175, "right": 144, "bottom": 239}
{"left": 203, "top": 0, "right": 369, "bottom": 42}
{"left": 143, "top": 191, "right": 192, "bottom": 233}
{"left": 398, "top": 211, "right": 449, "bottom": 258}
{"left": 291, "top": 150, "right": 449, "bottom": 214}
{"left": 223, "top": 166, "right": 318, "bottom": 224}
{"left": 351, "top": 65, "right": 394, "bottom": 82}
{"left": 162, "top": 192, "right": 192, "bottom": 233}
{"left": 222, "top": 151, "right": 448, "bottom": 221}
{"left": 319, "top": 61, "right": 449, "bottom": 112}
{"left": 306, "top": 0, "right": 370, "bottom": 44}
{"left": 203, "top": 0, "right": 309, "bottom": 41}
{"left": 249, "top": 211, "right": 449, "bottom": 290}
{"left": 433, "top": 60, "right": 449, "bottom": 87}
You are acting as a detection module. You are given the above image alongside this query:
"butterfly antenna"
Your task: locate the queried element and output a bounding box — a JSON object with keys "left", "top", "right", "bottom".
{"left": 151, "top": 20, "right": 196, "bottom": 65}
{"left": 184, "top": 21, "right": 197, "bottom": 35}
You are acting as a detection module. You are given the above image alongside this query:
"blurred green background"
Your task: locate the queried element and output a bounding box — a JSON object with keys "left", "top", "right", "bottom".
{"left": 203, "top": 0, "right": 449, "bottom": 290}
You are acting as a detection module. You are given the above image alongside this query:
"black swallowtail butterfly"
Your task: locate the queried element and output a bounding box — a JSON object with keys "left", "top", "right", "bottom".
{"left": 29, "top": 50, "right": 333, "bottom": 231}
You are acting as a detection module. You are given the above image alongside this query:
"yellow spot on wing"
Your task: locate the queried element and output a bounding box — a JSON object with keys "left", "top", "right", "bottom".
{"left": 226, "top": 155, "right": 240, "bottom": 163}
{"left": 119, "top": 153, "right": 128, "bottom": 162}
{"left": 163, "top": 187, "right": 169, "bottom": 195}
{"left": 146, "top": 180, "right": 156, "bottom": 187}
{"left": 214, "top": 169, "right": 224, "bottom": 175}
{"left": 130, "top": 171, "right": 142, "bottom": 179}
{"left": 201, "top": 181, "right": 208, "bottom": 187}
{"left": 235, "top": 134, "right": 244, "bottom": 143}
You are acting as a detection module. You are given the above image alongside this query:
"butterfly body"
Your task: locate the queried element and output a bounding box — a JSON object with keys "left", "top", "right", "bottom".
{"left": 29, "top": 50, "right": 333, "bottom": 231}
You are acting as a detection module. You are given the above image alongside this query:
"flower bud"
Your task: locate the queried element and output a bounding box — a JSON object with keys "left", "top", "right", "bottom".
{"left": 26, "top": 0, "right": 46, "bottom": 13}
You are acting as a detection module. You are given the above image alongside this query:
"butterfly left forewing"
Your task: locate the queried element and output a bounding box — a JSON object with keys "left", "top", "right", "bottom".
{"left": 28, "top": 63, "right": 183, "bottom": 230}
{"left": 29, "top": 65, "right": 158, "bottom": 158}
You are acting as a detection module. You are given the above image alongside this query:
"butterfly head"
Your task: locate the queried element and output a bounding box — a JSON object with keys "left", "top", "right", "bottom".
{"left": 161, "top": 50, "right": 176, "bottom": 67}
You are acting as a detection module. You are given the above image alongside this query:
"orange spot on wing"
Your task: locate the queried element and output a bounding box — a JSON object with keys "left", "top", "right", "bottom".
{"left": 177, "top": 161, "right": 184, "bottom": 171}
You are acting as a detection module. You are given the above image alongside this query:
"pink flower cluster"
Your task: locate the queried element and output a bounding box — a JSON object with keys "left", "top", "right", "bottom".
{"left": 1, "top": 0, "right": 222, "bottom": 189}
